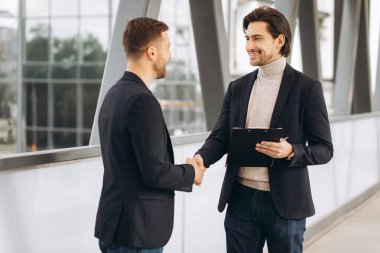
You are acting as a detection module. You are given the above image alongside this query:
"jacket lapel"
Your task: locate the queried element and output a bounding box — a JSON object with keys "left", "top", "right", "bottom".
{"left": 270, "top": 64, "right": 296, "bottom": 128}
{"left": 238, "top": 70, "right": 258, "bottom": 127}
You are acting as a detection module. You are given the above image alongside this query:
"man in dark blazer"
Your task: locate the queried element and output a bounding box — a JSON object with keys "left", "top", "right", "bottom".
{"left": 193, "top": 6, "right": 333, "bottom": 253}
{"left": 94, "top": 17, "right": 204, "bottom": 253}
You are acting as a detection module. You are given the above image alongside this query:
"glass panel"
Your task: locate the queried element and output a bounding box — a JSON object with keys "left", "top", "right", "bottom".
{"left": 0, "top": 62, "right": 18, "bottom": 79}
{"left": 52, "top": 18, "right": 78, "bottom": 62}
{"left": 53, "top": 132, "right": 76, "bottom": 148}
{"left": 26, "top": 82, "right": 48, "bottom": 127}
{"left": 54, "top": 83, "right": 77, "bottom": 128}
{"left": 0, "top": 19, "right": 18, "bottom": 61}
{"left": 317, "top": 0, "right": 334, "bottom": 79}
{"left": 80, "top": 65, "right": 104, "bottom": 79}
{"left": 0, "top": 0, "right": 18, "bottom": 155}
{"left": 0, "top": 82, "right": 16, "bottom": 154}
{"left": 51, "top": 0, "right": 78, "bottom": 17}
{"left": 82, "top": 83, "right": 100, "bottom": 128}
{"left": 25, "top": 0, "right": 49, "bottom": 17}
{"left": 52, "top": 64, "right": 77, "bottom": 79}
{"left": 81, "top": 17, "right": 109, "bottom": 62}
{"left": 26, "top": 20, "right": 49, "bottom": 61}
{"left": 23, "top": 64, "right": 48, "bottom": 79}
{"left": 80, "top": 0, "right": 108, "bottom": 16}
{"left": 0, "top": 0, "right": 18, "bottom": 17}
{"left": 81, "top": 132, "right": 91, "bottom": 146}
{"left": 156, "top": 0, "right": 206, "bottom": 136}
{"left": 26, "top": 130, "right": 47, "bottom": 151}
{"left": 316, "top": 0, "right": 334, "bottom": 114}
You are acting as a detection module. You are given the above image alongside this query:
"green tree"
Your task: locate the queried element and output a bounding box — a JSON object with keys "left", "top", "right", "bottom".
{"left": 26, "top": 24, "right": 49, "bottom": 61}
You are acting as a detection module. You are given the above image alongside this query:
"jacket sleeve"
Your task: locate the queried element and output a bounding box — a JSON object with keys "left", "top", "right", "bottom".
{"left": 128, "top": 94, "right": 195, "bottom": 192}
{"left": 195, "top": 82, "right": 232, "bottom": 167}
{"left": 289, "top": 81, "right": 334, "bottom": 167}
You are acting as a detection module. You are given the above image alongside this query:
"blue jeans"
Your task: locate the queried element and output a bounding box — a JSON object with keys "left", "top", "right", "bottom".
{"left": 224, "top": 183, "right": 306, "bottom": 253}
{"left": 99, "top": 240, "right": 163, "bottom": 253}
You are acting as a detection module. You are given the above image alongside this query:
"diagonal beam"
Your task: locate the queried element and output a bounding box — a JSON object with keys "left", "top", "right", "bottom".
{"left": 351, "top": 0, "right": 371, "bottom": 114}
{"left": 333, "top": 0, "right": 343, "bottom": 81}
{"left": 333, "top": 0, "right": 361, "bottom": 116}
{"left": 375, "top": 25, "right": 380, "bottom": 111}
{"left": 298, "top": 0, "right": 322, "bottom": 81}
{"left": 189, "top": 0, "right": 230, "bottom": 130}
{"left": 373, "top": 33, "right": 380, "bottom": 111}
{"left": 89, "top": 0, "right": 161, "bottom": 145}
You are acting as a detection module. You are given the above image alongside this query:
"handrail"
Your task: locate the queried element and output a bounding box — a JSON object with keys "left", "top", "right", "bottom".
{"left": 1, "top": 111, "right": 380, "bottom": 171}
{"left": 0, "top": 132, "right": 210, "bottom": 171}
{"left": 329, "top": 111, "right": 380, "bottom": 122}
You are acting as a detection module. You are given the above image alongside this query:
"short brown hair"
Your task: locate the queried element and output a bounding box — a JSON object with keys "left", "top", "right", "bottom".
{"left": 243, "top": 6, "right": 292, "bottom": 57}
{"left": 123, "top": 17, "right": 168, "bottom": 58}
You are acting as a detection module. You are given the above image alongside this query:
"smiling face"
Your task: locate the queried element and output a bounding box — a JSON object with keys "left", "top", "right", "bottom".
{"left": 245, "top": 21, "right": 285, "bottom": 66}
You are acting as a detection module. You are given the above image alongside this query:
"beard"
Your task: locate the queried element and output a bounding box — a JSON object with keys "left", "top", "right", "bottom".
{"left": 248, "top": 46, "right": 275, "bottom": 66}
{"left": 156, "top": 67, "right": 166, "bottom": 79}
{"left": 154, "top": 61, "right": 167, "bottom": 79}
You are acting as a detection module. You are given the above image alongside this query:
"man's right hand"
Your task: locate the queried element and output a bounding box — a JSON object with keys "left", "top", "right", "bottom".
{"left": 186, "top": 157, "right": 205, "bottom": 186}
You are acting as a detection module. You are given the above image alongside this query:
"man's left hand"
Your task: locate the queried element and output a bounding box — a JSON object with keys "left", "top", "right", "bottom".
{"left": 255, "top": 139, "right": 293, "bottom": 159}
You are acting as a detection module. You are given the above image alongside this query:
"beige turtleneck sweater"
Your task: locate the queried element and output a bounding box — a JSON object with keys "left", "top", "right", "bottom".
{"left": 237, "top": 56, "right": 286, "bottom": 191}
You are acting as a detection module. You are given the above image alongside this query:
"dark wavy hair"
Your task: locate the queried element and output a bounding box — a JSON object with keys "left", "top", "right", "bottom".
{"left": 243, "top": 6, "right": 292, "bottom": 57}
{"left": 123, "top": 17, "right": 168, "bottom": 59}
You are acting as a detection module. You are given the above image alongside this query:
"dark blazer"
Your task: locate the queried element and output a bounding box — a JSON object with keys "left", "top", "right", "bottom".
{"left": 196, "top": 64, "right": 333, "bottom": 219}
{"left": 95, "top": 71, "right": 195, "bottom": 248}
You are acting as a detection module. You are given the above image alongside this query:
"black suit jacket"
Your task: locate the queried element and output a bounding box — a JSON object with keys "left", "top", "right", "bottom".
{"left": 95, "top": 71, "right": 195, "bottom": 248}
{"left": 196, "top": 64, "right": 333, "bottom": 219}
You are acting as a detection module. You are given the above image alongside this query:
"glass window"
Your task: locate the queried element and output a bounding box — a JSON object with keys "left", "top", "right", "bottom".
{"left": 80, "top": 64, "right": 104, "bottom": 79}
{"left": 156, "top": 0, "right": 206, "bottom": 136}
{"left": 81, "top": 17, "right": 109, "bottom": 62}
{"left": 53, "top": 83, "right": 77, "bottom": 128}
{"left": 51, "top": 0, "right": 78, "bottom": 17}
{"left": 52, "top": 64, "right": 77, "bottom": 79}
{"left": 26, "top": 130, "right": 47, "bottom": 151}
{"left": 53, "top": 132, "right": 76, "bottom": 148}
{"left": 0, "top": 0, "right": 18, "bottom": 17}
{"left": 317, "top": 0, "right": 334, "bottom": 79}
{"left": 0, "top": 82, "right": 16, "bottom": 154}
{"left": 25, "top": 0, "right": 49, "bottom": 18}
{"left": 26, "top": 19, "right": 49, "bottom": 61}
{"left": 52, "top": 18, "right": 78, "bottom": 62}
{"left": 26, "top": 82, "right": 48, "bottom": 127}
{"left": 0, "top": 1, "right": 18, "bottom": 154}
{"left": 80, "top": 0, "right": 109, "bottom": 16}
{"left": 1, "top": 0, "right": 118, "bottom": 154}
{"left": 0, "top": 61, "right": 17, "bottom": 79}
{"left": 23, "top": 64, "right": 48, "bottom": 79}
{"left": 82, "top": 83, "right": 100, "bottom": 128}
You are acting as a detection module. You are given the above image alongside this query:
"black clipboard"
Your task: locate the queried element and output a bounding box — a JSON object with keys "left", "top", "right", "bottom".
{"left": 226, "top": 127, "right": 284, "bottom": 167}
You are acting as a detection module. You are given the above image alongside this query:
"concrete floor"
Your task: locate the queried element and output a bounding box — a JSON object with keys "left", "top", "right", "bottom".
{"left": 304, "top": 192, "right": 380, "bottom": 253}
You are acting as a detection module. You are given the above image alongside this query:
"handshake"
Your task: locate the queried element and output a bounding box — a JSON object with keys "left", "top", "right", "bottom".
{"left": 186, "top": 154, "right": 206, "bottom": 186}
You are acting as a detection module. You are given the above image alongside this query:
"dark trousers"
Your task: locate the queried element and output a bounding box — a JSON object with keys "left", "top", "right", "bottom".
{"left": 99, "top": 241, "right": 163, "bottom": 253}
{"left": 224, "top": 183, "right": 306, "bottom": 253}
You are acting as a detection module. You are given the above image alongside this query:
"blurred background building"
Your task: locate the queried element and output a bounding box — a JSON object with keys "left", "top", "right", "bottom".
{"left": 0, "top": 0, "right": 379, "bottom": 153}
